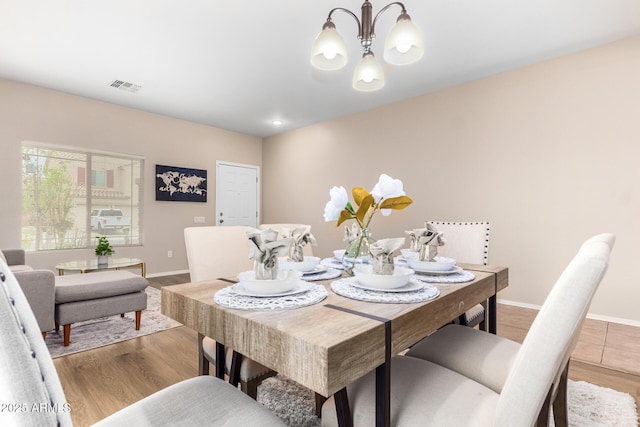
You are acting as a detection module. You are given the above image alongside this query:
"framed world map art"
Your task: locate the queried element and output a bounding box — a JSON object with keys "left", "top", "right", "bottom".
{"left": 155, "top": 164, "right": 207, "bottom": 202}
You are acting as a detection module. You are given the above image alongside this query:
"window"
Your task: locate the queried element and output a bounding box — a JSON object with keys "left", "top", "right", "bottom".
{"left": 22, "top": 143, "right": 143, "bottom": 251}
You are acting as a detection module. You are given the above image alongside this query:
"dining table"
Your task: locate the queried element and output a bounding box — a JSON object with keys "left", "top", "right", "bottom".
{"left": 161, "top": 262, "right": 508, "bottom": 427}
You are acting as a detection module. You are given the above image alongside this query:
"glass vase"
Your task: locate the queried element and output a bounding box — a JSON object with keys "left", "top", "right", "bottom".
{"left": 343, "top": 228, "right": 375, "bottom": 272}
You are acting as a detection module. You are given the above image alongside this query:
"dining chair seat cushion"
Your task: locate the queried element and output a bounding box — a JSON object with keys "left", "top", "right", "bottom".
{"left": 406, "top": 324, "right": 520, "bottom": 393}
{"left": 93, "top": 375, "right": 285, "bottom": 427}
{"left": 202, "top": 336, "right": 273, "bottom": 381}
{"left": 321, "top": 356, "right": 498, "bottom": 427}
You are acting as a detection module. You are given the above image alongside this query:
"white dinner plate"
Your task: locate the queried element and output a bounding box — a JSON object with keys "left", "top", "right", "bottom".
{"left": 230, "top": 280, "right": 313, "bottom": 298}
{"left": 347, "top": 278, "right": 424, "bottom": 293}
{"left": 411, "top": 265, "right": 464, "bottom": 276}
{"left": 302, "top": 265, "right": 328, "bottom": 276}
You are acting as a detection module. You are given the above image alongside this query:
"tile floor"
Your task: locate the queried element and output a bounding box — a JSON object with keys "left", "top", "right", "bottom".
{"left": 497, "top": 303, "right": 640, "bottom": 375}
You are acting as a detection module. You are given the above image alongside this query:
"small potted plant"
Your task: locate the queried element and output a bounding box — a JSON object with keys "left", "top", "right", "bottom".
{"left": 95, "top": 236, "right": 114, "bottom": 265}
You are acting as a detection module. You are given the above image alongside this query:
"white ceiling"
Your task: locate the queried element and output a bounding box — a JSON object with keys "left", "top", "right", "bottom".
{"left": 1, "top": 0, "right": 639, "bottom": 137}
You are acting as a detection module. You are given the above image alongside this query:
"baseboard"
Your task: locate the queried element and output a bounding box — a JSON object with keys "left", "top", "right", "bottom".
{"left": 146, "top": 269, "right": 190, "bottom": 278}
{"left": 498, "top": 299, "right": 640, "bottom": 328}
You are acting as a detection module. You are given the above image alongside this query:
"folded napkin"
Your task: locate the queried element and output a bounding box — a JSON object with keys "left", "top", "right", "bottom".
{"left": 369, "top": 238, "right": 406, "bottom": 275}
{"left": 417, "top": 224, "right": 446, "bottom": 262}
{"left": 405, "top": 227, "right": 428, "bottom": 252}
{"left": 246, "top": 228, "right": 294, "bottom": 279}
{"left": 281, "top": 226, "right": 317, "bottom": 262}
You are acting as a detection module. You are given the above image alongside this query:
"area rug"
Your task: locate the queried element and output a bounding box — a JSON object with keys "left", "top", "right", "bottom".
{"left": 258, "top": 376, "right": 638, "bottom": 427}
{"left": 45, "top": 287, "right": 181, "bottom": 358}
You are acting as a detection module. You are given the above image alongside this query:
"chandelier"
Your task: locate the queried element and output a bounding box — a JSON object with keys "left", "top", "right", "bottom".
{"left": 310, "top": 1, "right": 423, "bottom": 92}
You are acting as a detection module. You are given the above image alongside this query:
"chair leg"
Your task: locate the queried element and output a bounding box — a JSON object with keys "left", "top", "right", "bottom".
{"left": 135, "top": 310, "right": 141, "bottom": 330}
{"left": 63, "top": 324, "right": 71, "bottom": 346}
{"left": 553, "top": 362, "right": 570, "bottom": 427}
{"left": 121, "top": 313, "right": 125, "bottom": 317}
{"left": 42, "top": 332, "right": 46, "bottom": 339}
{"left": 55, "top": 321, "right": 59, "bottom": 332}
{"left": 198, "top": 333, "right": 209, "bottom": 376}
{"left": 478, "top": 301, "right": 488, "bottom": 331}
{"left": 536, "top": 388, "right": 553, "bottom": 427}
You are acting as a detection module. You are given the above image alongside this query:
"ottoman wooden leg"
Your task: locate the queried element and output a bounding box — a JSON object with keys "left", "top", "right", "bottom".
{"left": 63, "top": 325, "right": 71, "bottom": 347}
{"left": 135, "top": 310, "right": 142, "bottom": 330}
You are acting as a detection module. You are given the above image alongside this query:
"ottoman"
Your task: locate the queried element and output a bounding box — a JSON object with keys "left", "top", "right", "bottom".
{"left": 55, "top": 270, "right": 148, "bottom": 346}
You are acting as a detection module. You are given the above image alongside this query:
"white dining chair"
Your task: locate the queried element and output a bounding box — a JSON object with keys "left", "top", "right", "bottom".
{"left": 427, "top": 221, "right": 490, "bottom": 329}
{"left": 405, "top": 233, "right": 616, "bottom": 426}
{"left": 321, "top": 233, "right": 614, "bottom": 426}
{"left": 184, "top": 226, "right": 277, "bottom": 399}
{"left": 0, "top": 258, "right": 285, "bottom": 427}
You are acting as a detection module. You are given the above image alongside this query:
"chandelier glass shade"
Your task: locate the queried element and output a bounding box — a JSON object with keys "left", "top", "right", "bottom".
{"left": 310, "top": 1, "right": 423, "bottom": 91}
{"left": 383, "top": 14, "right": 424, "bottom": 65}
{"left": 352, "top": 52, "right": 385, "bottom": 91}
{"left": 310, "top": 23, "right": 348, "bottom": 71}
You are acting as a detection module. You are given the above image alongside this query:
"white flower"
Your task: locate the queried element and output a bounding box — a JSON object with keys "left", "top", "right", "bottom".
{"left": 370, "top": 174, "right": 405, "bottom": 215}
{"left": 370, "top": 174, "right": 405, "bottom": 201}
{"left": 323, "top": 186, "right": 349, "bottom": 221}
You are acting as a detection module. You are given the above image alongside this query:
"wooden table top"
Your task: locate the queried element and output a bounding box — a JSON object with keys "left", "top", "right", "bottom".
{"left": 161, "top": 263, "right": 508, "bottom": 397}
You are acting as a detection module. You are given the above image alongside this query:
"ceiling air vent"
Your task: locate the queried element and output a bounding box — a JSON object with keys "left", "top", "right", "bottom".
{"left": 109, "top": 79, "right": 142, "bottom": 93}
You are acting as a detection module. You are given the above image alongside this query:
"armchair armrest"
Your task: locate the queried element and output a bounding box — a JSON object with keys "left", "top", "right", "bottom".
{"left": 2, "top": 248, "right": 26, "bottom": 266}
{"left": 13, "top": 269, "right": 56, "bottom": 333}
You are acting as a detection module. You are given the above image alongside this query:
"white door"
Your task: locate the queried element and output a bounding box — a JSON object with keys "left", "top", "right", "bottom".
{"left": 215, "top": 161, "right": 259, "bottom": 227}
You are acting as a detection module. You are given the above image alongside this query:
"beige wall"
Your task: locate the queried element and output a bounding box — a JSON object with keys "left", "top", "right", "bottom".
{"left": 2, "top": 36, "right": 638, "bottom": 323}
{"left": 263, "top": 36, "right": 640, "bottom": 323}
{"left": 0, "top": 79, "right": 262, "bottom": 275}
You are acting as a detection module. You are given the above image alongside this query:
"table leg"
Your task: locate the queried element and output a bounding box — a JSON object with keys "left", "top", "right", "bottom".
{"left": 140, "top": 262, "right": 146, "bottom": 278}
{"left": 334, "top": 388, "right": 353, "bottom": 427}
{"left": 376, "top": 320, "right": 391, "bottom": 427}
{"left": 215, "top": 341, "right": 226, "bottom": 380}
{"left": 488, "top": 294, "right": 497, "bottom": 334}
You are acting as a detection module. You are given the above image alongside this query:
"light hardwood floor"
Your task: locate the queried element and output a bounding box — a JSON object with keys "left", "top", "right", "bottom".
{"left": 52, "top": 275, "right": 640, "bottom": 426}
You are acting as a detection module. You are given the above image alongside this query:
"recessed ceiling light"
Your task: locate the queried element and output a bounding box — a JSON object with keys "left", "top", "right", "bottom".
{"left": 272, "top": 120, "right": 284, "bottom": 126}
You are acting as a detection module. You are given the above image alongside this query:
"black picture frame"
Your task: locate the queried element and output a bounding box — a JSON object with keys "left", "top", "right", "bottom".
{"left": 155, "top": 164, "right": 207, "bottom": 202}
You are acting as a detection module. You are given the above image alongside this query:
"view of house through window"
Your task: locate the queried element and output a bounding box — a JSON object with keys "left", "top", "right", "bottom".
{"left": 22, "top": 143, "right": 143, "bottom": 251}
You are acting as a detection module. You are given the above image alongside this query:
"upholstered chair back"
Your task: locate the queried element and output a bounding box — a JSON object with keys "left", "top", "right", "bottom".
{"left": 0, "top": 259, "right": 72, "bottom": 426}
{"left": 184, "top": 226, "right": 254, "bottom": 282}
{"left": 259, "top": 223, "right": 315, "bottom": 256}
{"left": 495, "top": 233, "right": 614, "bottom": 425}
{"left": 426, "top": 221, "right": 489, "bottom": 265}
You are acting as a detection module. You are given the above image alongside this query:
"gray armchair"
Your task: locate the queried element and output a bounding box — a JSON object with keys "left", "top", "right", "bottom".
{"left": 2, "top": 248, "right": 55, "bottom": 336}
